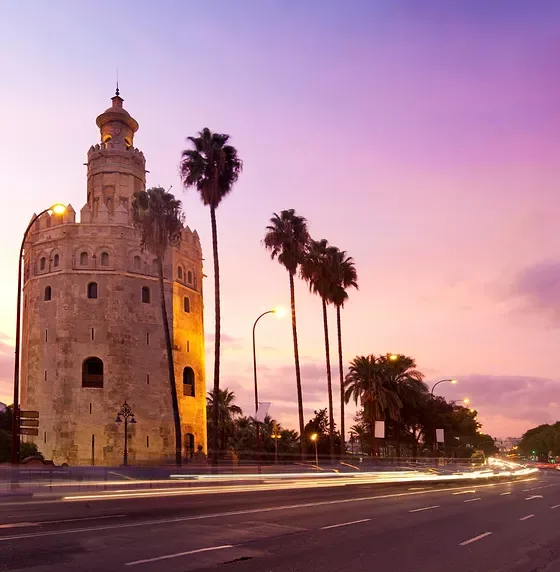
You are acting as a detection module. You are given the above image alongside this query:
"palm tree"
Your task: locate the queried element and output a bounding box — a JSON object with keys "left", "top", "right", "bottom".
{"left": 180, "top": 129, "right": 243, "bottom": 463}
{"left": 132, "top": 187, "right": 185, "bottom": 465}
{"left": 344, "top": 355, "right": 402, "bottom": 455}
{"left": 329, "top": 249, "right": 358, "bottom": 456}
{"left": 301, "top": 239, "right": 338, "bottom": 461}
{"left": 263, "top": 210, "right": 310, "bottom": 458}
{"left": 381, "top": 354, "right": 427, "bottom": 456}
{"left": 206, "top": 388, "right": 243, "bottom": 452}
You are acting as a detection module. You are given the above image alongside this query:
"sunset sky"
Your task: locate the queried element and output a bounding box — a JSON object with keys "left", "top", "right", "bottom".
{"left": 1, "top": 0, "right": 560, "bottom": 439}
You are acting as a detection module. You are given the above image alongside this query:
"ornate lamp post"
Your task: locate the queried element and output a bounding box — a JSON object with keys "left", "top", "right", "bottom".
{"left": 115, "top": 401, "right": 137, "bottom": 466}
{"left": 11, "top": 203, "right": 66, "bottom": 464}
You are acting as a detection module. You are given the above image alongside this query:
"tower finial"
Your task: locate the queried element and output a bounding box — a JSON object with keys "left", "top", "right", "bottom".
{"left": 115, "top": 68, "right": 120, "bottom": 97}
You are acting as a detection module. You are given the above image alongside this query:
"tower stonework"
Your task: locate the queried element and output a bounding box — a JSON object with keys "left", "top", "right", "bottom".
{"left": 20, "top": 93, "right": 207, "bottom": 466}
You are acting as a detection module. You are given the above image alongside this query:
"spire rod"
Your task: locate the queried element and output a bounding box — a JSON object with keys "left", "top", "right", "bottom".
{"left": 115, "top": 68, "right": 120, "bottom": 97}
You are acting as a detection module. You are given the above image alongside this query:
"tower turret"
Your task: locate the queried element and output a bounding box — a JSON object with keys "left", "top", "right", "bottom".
{"left": 86, "top": 88, "right": 146, "bottom": 221}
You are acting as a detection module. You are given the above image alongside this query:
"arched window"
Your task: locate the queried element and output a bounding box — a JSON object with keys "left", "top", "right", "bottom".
{"left": 80, "top": 252, "right": 88, "bottom": 266}
{"left": 87, "top": 282, "right": 98, "bottom": 299}
{"left": 44, "top": 286, "right": 52, "bottom": 301}
{"left": 53, "top": 254, "right": 60, "bottom": 268}
{"left": 183, "top": 367, "right": 195, "bottom": 397}
{"left": 40, "top": 257, "right": 46, "bottom": 271}
{"left": 187, "top": 270, "right": 193, "bottom": 284}
{"left": 178, "top": 266, "right": 183, "bottom": 280}
{"left": 183, "top": 297, "right": 190, "bottom": 313}
{"left": 134, "top": 255, "right": 141, "bottom": 270}
{"left": 101, "top": 252, "right": 109, "bottom": 266}
{"left": 82, "top": 357, "right": 104, "bottom": 388}
{"left": 142, "top": 286, "right": 150, "bottom": 303}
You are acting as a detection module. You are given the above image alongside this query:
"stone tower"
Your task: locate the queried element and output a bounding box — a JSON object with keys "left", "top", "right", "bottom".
{"left": 20, "top": 90, "right": 207, "bottom": 466}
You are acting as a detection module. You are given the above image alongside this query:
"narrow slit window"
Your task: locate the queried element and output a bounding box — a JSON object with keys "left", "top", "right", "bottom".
{"left": 89, "top": 403, "right": 92, "bottom": 414}
{"left": 44, "top": 286, "right": 52, "bottom": 301}
{"left": 45, "top": 329, "right": 48, "bottom": 342}
{"left": 146, "top": 373, "right": 150, "bottom": 385}
{"left": 187, "top": 340, "right": 190, "bottom": 353}
{"left": 183, "top": 297, "right": 190, "bottom": 313}
{"left": 146, "top": 436, "right": 149, "bottom": 448}
{"left": 92, "top": 328, "right": 95, "bottom": 341}
{"left": 44, "top": 370, "right": 47, "bottom": 381}
{"left": 146, "top": 332, "right": 150, "bottom": 345}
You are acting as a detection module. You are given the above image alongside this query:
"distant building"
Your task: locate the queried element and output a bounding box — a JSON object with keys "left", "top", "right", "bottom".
{"left": 495, "top": 437, "right": 520, "bottom": 452}
{"left": 0, "top": 402, "right": 6, "bottom": 413}
{"left": 20, "top": 90, "right": 206, "bottom": 466}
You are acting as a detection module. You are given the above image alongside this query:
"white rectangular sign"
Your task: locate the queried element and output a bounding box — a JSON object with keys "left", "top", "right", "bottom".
{"left": 436, "top": 428, "right": 445, "bottom": 443}
{"left": 375, "top": 420, "right": 385, "bottom": 439}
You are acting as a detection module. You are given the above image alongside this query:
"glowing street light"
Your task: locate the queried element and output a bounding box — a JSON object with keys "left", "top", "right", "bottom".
{"left": 430, "top": 378, "right": 458, "bottom": 453}
{"left": 252, "top": 307, "right": 285, "bottom": 465}
{"left": 389, "top": 354, "right": 399, "bottom": 361}
{"left": 310, "top": 433, "right": 319, "bottom": 467}
{"left": 12, "top": 203, "right": 66, "bottom": 463}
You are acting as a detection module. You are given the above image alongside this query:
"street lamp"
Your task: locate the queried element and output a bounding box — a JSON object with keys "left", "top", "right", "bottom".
{"left": 252, "top": 307, "right": 284, "bottom": 464}
{"left": 115, "top": 401, "right": 137, "bottom": 466}
{"left": 389, "top": 354, "right": 399, "bottom": 361}
{"left": 430, "top": 379, "right": 458, "bottom": 453}
{"left": 271, "top": 422, "right": 281, "bottom": 464}
{"left": 11, "top": 203, "right": 66, "bottom": 464}
{"left": 310, "top": 433, "right": 319, "bottom": 467}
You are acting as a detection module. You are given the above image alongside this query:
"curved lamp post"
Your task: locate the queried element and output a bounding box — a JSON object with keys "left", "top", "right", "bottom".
{"left": 115, "top": 401, "right": 137, "bottom": 466}
{"left": 430, "top": 378, "right": 458, "bottom": 453}
{"left": 252, "top": 307, "right": 284, "bottom": 464}
{"left": 11, "top": 203, "right": 66, "bottom": 464}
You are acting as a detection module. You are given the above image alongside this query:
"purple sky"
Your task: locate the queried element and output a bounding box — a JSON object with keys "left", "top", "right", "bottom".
{"left": 1, "top": 0, "right": 560, "bottom": 438}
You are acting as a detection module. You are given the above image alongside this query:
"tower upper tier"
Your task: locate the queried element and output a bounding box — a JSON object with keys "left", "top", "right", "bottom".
{"left": 86, "top": 89, "right": 146, "bottom": 222}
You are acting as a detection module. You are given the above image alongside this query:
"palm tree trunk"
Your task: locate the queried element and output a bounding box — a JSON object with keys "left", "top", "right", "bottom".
{"left": 289, "top": 271, "right": 306, "bottom": 460}
{"left": 157, "top": 257, "right": 182, "bottom": 466}
{"left": 336, "top": 304, "right": 345, "bottom": 456}
{"left": 322, "top": 298, "right": 335, "bottom": 462}
{"left": 210, "top": 205, "right": 221, "bottom": 467}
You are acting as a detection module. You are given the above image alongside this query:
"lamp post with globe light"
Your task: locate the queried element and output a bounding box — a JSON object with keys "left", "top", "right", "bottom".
{"left": 310, "top": 433, "right": 319, "bottom": 466}
{"left": 11, "top": 204, "right": 66, "bottom": 464}
{"left": 252, "top": 307, "right": 285, "bottom": 464}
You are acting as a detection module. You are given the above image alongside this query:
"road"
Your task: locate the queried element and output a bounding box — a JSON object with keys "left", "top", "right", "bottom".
{"left": 0, "top": 472, "right": 559, "bottom": 571}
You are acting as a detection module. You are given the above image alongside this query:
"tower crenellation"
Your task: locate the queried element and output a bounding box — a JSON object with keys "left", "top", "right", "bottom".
{"left": 20, "top": 91, "right": 207, "bottom": 466}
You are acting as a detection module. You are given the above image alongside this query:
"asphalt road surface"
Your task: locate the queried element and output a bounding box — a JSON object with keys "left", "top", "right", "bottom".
{"left": 0, "top": 472, "right": 559, "bottom": 572}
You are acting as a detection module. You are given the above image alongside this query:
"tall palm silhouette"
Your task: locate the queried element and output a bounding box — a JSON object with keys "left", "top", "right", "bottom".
{"left": 263, "top": 210, "right": 310, "bottom": 458}
{"left": 180, "top": 128, "right": 243, "bottom": 463}
{"left": 301, "top": 238, "right": 339, "bottom": 461}
{"left": 132, "top": 187, "right": 185, "bottom": 465}
{"left": 330, "top": 248, "right": 358, "bottom": 455}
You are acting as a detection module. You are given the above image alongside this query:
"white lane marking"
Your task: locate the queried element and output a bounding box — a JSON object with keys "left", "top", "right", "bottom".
{"left": 125, "top": 545, "right": 234, "bottom": 566}
{"left": 525, "top": 495, "right": 543, "bottom": 500}
{"left": 453, "top": 490, "right": 476, "bottom": 495}
{"left": 41, "top": 514, "right": 126, "bottom": 524}
{"left": 550, "top": 504, "right": 560, "bottom": 509}
{"left": 459, "top": 532, "right": 492, "bottom": 546}
{"left": 519, "top": 514, "right": 534, "bottom": 521}
{"left": 321, "top": 518, "right": 371, "bottom": 530}
{"left": 0, "top": 522, "right": 40, "bottom": 529}
{"left": 409, "top": 505, "right": 439, "bottom": 513}
{"left": 0, "top": 478, "right": 536, "bottom": 543}
{"left": 463, "top": 498, "right": 481, "bottom": 503}
{"left": 500, "top": 492, "right": 511, "bottom": 496}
